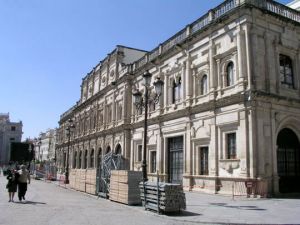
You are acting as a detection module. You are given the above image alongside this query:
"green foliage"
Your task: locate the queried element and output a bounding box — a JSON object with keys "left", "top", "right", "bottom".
{"left": 10, "top": 142, "right": 34, "bottom": 163}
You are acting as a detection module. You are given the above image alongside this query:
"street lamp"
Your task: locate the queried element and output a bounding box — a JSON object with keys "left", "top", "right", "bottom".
{"left": 65, "top": 118, "right": 75, "bottom": 184}
{"left": 132, "top": 71, "right": 164, "bottom": 182}
{"left": 33, "top": 138, "right": 41, "bottom": 178}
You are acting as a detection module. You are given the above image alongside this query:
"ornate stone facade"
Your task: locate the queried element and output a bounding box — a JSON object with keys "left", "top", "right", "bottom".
{"left": 57, "top": 0, "right": 300, "bottom": 196}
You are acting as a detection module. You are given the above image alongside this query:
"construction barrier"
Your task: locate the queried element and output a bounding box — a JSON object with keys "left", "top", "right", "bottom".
{"left": 232, "top": 179, "right": 268, "bottom": 199}
{"left": 56, "top": 174, "right": 67, "bottom": 188}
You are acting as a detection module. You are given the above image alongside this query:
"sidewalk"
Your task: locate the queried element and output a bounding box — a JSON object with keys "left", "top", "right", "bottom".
{"left": 49, "top": 177, "right": 300, "bottom": 225}
{"left": 180, "top": 192, "right": 300, "bottom": 224}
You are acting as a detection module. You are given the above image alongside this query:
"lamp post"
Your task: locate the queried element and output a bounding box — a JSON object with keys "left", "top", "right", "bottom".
{"left": 65, "top": 118, "right": 75, "bottom": 184}
{"left": 132, "top": 71, "right": 164, "bottom": 182}
{"left": 34, "top": 138, "right": 41, "bottom": 177}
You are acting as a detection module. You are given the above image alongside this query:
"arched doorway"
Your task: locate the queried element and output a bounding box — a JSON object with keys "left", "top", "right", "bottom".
{"left": 277, "top": 128, "right": 300, "bottom": 193}
{"left": 90, "top": 149, "right": 94, "bottom": 168}
{"left": 115, "top": 144, "right": 122, "bottom": 155}
{"left": 106, "top": 146, "right": 111, "bottom": 154}
{"left": 84, "top": 150, "right": 88, "bottom": 169}
{"left": 78, "top": 151, "right": 82, "bottom": 169}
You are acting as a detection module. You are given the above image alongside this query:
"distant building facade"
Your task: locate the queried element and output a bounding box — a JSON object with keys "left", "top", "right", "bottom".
{"left": 34, "top": 129, "right": 57, "bottom": 162}
{"left": 0, "top": 113, "right": 23, "bottom": 165}
{"left": 56, "top": 0, "right": 300, "bottom": 196}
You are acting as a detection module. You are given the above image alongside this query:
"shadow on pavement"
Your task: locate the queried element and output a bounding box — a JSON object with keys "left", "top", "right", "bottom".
{"left": 210, "top": 203, "right": 266, "bottom": 211}
{"left": 164, "top": 211, "right": 202, "bottom": 217}
{"left": 14, "top": 201, "right": 46, "bottom": 205}
{"left": 273, "top": 193, "right": 300, "bottom": 199}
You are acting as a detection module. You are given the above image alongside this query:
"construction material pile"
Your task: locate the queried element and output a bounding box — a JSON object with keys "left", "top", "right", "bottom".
{"left": 139, "top": 181, "right": 186, "bottom": 213}
{"left": 109, "top": 170, "right": 142, "bottom": 205}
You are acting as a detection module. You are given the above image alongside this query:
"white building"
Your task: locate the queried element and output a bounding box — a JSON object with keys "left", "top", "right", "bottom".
{"left": 35, "top": 129, "right": 57, "bottom": 162}
{"left": 0, "top": 113, "right": 23, "bottom": 165}
{"left": 57, "top": 0, "right": 300, "bottom": 196}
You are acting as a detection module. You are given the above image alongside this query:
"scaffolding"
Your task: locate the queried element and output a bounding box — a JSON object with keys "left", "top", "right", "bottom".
{"left": 97, "top": 151, "right": 126, "bottom": 198}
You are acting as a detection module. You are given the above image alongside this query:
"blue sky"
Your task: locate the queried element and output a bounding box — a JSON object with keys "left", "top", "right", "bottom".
{"left": 0, "top": 0, "right": 292, "bottom": 140}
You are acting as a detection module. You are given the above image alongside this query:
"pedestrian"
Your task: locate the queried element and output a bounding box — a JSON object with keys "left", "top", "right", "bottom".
{"left": 6, "top": 169, "right": 17, "bottom": 202}
{"left": 17, "top": 164, "right": 30, "bottom": 202}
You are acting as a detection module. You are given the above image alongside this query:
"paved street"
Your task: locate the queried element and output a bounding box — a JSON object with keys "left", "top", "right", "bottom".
{"left": 1, "top": 175, "right": 300, "bottom": 225}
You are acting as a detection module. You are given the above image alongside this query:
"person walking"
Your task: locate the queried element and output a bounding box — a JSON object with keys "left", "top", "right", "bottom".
{"left": 17, "top": 165, "right": 30, "bottom": 202}
{"left": 6, "top": 169, "right": 17, "bottom": 202}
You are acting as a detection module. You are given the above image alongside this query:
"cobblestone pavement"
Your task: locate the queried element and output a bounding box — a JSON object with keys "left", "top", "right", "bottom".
{"left": 0, "top": 175, "right": 300, "bottom": 225}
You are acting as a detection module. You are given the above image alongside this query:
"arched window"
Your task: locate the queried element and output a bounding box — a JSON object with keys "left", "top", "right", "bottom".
{"left": 226, "top": 62, "right": 234, "bottom": 87}
{"left": 280, "top": 54, "right": 294, "bottom": 88}
{"left": 90, "top": 149, "right": 94, "bottom": 168}
{"left": 115, "top": 144, "right": 122, "bottom": 155}
{"left": 172, "top": 77, "right": 182, "bottom": 103}
{"left": 200, "top": 75, "right": 208, "bottom": 95}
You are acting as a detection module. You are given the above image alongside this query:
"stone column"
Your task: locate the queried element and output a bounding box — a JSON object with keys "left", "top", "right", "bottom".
{"left": 157, "top": 131, "right": 164, "bottom": 178}
{"left": 112, "top": 92, "right": 116, "bottom": 125}
{"left": 237, "top": 27, "right": 246, "bottom": 86}
{"left": 216, "top": 59, "right": 222, "bottom": 97}
{"left": 185, "top": 121, "right": 193, "bottom": 190}
{"left": 124, "top": 130, "right": 131, "bottom": 170}
{"left": 239, "top": 110, "right": 249, "bottom": 178}
{"left": 245, "top": 24, "right": 253, "bottom": 90}
{"left": 209, "top": 121, "right": 217, "bottom": 176}
{"left": 181, "top": 65, "right": 186, "bottom": 104}
{"left": 185, "top": 55, "right": 193, "bottom": 106}
{"left": 163, "top": 75, "right": 169, "bottom": 110}
{"left": 209, "top": 40, "right": 216, "bottom": 94}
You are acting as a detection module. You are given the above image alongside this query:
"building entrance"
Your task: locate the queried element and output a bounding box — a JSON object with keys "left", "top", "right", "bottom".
{"left": 168, "top": 136, "right": 183, "bottom": 184}
{"left": 277, "top": 128, "right": 300, "bottom": 193}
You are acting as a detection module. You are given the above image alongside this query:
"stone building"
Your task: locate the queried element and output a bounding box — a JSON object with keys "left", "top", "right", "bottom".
{"left": 0, "top": 113, "right": 23, "bottom": 165}
{"left": 34, "top": 129, "right": 57, "bottom": 163}
{"left": 57, "top": 0, "right": 300, "bottom": 196}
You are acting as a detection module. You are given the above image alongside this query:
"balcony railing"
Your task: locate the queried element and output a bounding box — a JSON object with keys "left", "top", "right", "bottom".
{"left": 59, "top": 0, "right": 300, "bottom": 122}
{"left": 132, "top": 0, "right": 300, "bottom": 71}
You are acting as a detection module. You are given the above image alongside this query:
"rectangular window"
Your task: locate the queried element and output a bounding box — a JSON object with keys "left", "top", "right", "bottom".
{"left": 118, "top": 102, "right": 122, "bottom": 120}
{"left": 137, "top": 145, "right": 142, "bottom": 162}
{"left": 98, "top": 110, "right": 103, "bottom": 126}
{"left": 172, "top": 77, "right": 182, "bottom": 104}
{"left": 200, "top": 147, "right": 209, "bottom": 175}
{"left": 280, "top": 54, "right": 294, "bottom": 88}
{"left": 227, "top": 133, "right": 236, "bottom": 159}
{"left": 150, "top": 151, "right": 157, "bottom": 173}
{"left": 106, "top": 105, "right": 112, "bottom": 123}
{"left": 11, "top": 126, "right": 16, "bottom": 131}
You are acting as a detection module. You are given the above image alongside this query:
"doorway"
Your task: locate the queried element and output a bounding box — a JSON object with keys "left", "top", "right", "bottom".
{"left": 168, "top": 136, "right": 184, "bottom": 184}
{"left": 277, "top": 128, "right": 300, "bottom": 193}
